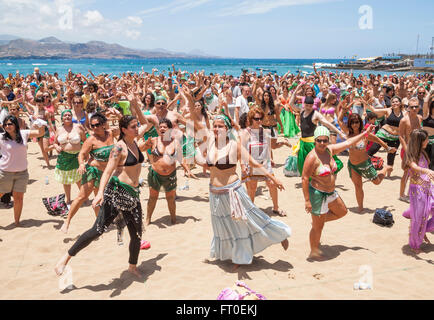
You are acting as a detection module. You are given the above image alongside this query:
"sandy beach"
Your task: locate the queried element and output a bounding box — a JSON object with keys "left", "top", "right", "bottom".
{"left": 0, "top": 131, "right": 432, "bottom": 300}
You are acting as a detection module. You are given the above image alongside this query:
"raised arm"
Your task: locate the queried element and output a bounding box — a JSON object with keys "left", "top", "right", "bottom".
{"left": 329, "top": 125, "right": 374, "bottom": 155}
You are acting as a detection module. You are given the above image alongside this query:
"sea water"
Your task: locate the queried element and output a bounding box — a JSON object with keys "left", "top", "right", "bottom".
{"left": 0, "top": 58, "right": 409, "bottom": 78}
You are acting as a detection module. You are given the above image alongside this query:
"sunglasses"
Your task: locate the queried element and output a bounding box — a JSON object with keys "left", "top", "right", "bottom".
{"left": 409, "top": 106, "right": 419, "bottom": 110}
{"left": 90, "top": 122, "right": 102, "bottom": 128}
{"left": 316, "top": 138, "right": 329, "bottom": 144}
{"left": 156, "top": 102, "right": 166, "bottom": 105}
{"left": 73, "top": 101, "right": 83, "bottom": 105}
{"left": 253, "top": 117, "right": 263, "bottom": 121}
{"left": 4, "top": 123, "right": 14, "bottom": 127}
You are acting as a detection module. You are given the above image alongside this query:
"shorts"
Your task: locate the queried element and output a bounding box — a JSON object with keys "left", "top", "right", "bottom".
{"left": 148, "top": 167, "right": 177, "bottom": 192}
{"left": 0, "top": 169, "right": 29, "bottom": 193}
{"left": 308, "top": 184, "right": 339, "bottom": 215}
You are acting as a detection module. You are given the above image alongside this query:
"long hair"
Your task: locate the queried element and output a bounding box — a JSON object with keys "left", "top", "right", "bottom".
{"left": 260, "top": 90, "right": 275, "bottom": 115}
{"left": 2, "top": 115, "right": 23, "bottom": 144}
{"left": 403, "top": 129, "right": 429, "bottom": 170}
{"left": 142, "top": 93, "right": 155, "bottom": 109}
{"left": 118, "top": 115, "right": 136, "bottom": 141}
{"left": 346, "top": 113, "right": 363, "bottom": 136}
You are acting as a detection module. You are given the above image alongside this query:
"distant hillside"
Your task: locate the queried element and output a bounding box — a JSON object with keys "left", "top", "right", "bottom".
{"left": 0, "top": 36, "right": 218, "bottom": 59}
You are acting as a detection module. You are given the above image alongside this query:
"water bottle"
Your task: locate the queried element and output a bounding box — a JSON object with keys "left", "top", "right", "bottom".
{"left": 45, "top": 176, "right": 49, "bottom": 185}
{"left": 117, "top": 228, "right": 124, "bottom": 246}
{"left": 138, "top": 178, "right": 145, "bottom": 187}
{"left": 184, "top": 179, "right": 189, "bottom": 191}
{"left": 353, "top": 281, "right": 372, "bottom": 290}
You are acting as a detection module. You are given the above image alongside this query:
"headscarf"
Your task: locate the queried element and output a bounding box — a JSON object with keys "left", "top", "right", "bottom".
{"left": 61, "top": 109, "right": 72, "bottom": 121}
{"left": 214, "top": 114, "right": 232, "bottom": 130}
{"left": 155, "top": 95, "right": 167, "bottom": 102}
{"left": 314, "top": 126, "right": 330, "bottom": 140}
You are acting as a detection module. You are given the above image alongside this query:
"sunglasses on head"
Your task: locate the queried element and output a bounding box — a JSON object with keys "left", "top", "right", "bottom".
{"left": 316, "top": 138, "right": 329, "bottom": 144}
{"left": 90, "top": 122, "right": 102, "bottom": 128}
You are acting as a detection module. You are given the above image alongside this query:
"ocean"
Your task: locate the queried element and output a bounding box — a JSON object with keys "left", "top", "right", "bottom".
{"left": 0, "top": 58, "right": 408, "bottom": 78}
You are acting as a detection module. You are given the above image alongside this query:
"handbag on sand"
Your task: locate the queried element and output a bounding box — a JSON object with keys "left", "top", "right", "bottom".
{"left": 42, "top": 194, "right": 68, "bottom": 216}
{"left": 373, "top": 209, "right": 394, "bottom": 227}
{"left": 217, "top": 281, "right": 266, "bottom": 300}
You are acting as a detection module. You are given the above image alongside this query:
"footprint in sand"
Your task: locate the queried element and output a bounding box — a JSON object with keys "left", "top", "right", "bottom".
{"left": 313, "top": 273, "right": 324, "bottom": 280}
{"left": 288, "top": 273, "right": 295, "bottom": 279}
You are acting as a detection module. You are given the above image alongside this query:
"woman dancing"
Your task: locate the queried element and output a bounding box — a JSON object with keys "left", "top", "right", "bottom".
{"left": 55, "top": 115, "right": 146, "bottom": 278}
{"left": 182, "top": 87, "right": 291, "bottom": 269}
{"left": 52, "top": 110, "right": 87, "bottom": 205}
{"left": 302, "top": 125, "right": 375, "bottom": 260}
{"left": 240, "top": 107, "right": 287, "bottom": 216}
{"left": 277, "top": 81, "right": 300, "bottom": 138}
{"left": 366, "top": 96, "right": 405, "bottom": 176}
{"left": 338, "top": 113, "right": 396, "bottom": 212}
{"left": 60, "top": 113, "right": 119, "bottom": 233}
{"left": 141, "top": 118, "right": 194, "bottom": 226}
{"left": 402, "top": 129, "right": 434, "bottom": 254}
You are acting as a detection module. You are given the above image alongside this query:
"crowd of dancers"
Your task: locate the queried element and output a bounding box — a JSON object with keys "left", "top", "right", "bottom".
{"left": 0, "top": 65, "right": 432, "bottom": 278}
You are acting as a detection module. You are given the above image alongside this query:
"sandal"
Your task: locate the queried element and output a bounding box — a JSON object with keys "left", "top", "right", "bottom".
{"left": 272, "top": 209, "right": 287, "bottom": 217}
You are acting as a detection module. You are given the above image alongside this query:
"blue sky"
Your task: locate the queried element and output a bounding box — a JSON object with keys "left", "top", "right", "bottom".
{"left": 0, "top": 0, "right": 433, "bottom": 58}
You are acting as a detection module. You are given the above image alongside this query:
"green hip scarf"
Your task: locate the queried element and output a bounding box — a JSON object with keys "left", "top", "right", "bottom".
{"left": 348, "top": 158, "right": 378, "bottom": 181}
{"left": 81, "top": 164, "right": 103, "bottom": 188}
{"left": 297, "top": 137, "right": 343, "bottom": 175}
{"left": 56, "top": 151, "right": 79, "bottom": 171}
{"left": 308, "top": 184, "right": 339, "bottom": 216}
{"left": 148, "top": 167, "right": 177, "bottom": 192}
{"left": 109, "top": 176, "right": 140, "bottom": 198}
{"left": 429, "top": 135, "right": 434, "bottom": 145}
{"left": 376, "top": 128, "right": 399, "bottom": 141}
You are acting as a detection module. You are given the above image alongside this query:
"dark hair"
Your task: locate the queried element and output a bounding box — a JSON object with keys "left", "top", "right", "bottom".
{"left": 366, "top": 112, "right": 377, "bottom": 121}
{"left": 119, "top": 115, "right": 136, "bottom": 141}
{"left": 403, "top": 129, "right": 428, "bottom": 169}
{"left": 261, "top": 90, "right": 275, "bottom": 115}
{"left": 159, "top": 118, "right": 173, "bottom": 129}
{"left": 90, "top": 112, "right": 107, "bottom": 125}
{"left": 142, "top": 93, "right": 155, "bottom": 109}
{"left": 239, "top": 113, "right": 248, "bottom": 129}
{"left": 347, "top": 113, "right": 363, "bottom": 136}
{"left": 2, "top": 115, "right": 23, "bottom": 144}
{"left": 196, "top": 99, "right": 209, "bottom": 121}
{"left": 35, "top": 96, "right": 44, "bottom": 103}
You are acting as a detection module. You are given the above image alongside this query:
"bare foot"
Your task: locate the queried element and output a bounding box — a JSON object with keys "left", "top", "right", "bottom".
{"left": 424, "top": 235, "right": 431, "bottom": 244}
{"left": 54, "top": 254, "right": 70, "bottom": 276}
{"left": 232, "top": 264, "right": 240, "bottom": 272}
{"left": 308, "top": 249, "right": 325, "bottom": 261}
{"left": 145, "top": 219, "right": 151, "bottom": 226}
{"left": 357, "top": 207, "right": 364, "bottom": 213}
{"left": 128, "top": 265, "right": 143, "bottom": 278}
{"left": 281, "top": 239, "right": 289, "bottom": 251}
{"left": 60, "top": 221, "right": 69, "bottom": 234}
{"left": 170, "top": 218, "right": 177, "bottom": 225}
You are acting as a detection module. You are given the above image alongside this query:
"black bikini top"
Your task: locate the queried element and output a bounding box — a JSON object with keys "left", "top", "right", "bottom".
{"left": 124, "top": 142, "right": 145, "bottom": 167}
{"left": 422, "top": 116, "right": 434, "bottom": 129}
{"left": 385, "top": 110, "right": 403, "bottom": 127}
{"left": 206, "top": 140, "right": 237, "bottom": 170}
{"left": 152, "top": 146, "right": 176, "bottom": 158}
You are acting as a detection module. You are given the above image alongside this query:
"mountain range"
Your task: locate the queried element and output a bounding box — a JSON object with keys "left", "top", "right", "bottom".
{"left": 0, "top": 35, "right": 218, "bottom": 59}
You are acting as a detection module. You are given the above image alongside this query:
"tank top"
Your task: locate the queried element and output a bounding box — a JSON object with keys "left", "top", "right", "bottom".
{"left": 300, "top": 110, "right": 316, "bottom": 138}
{"left": 385, "top": 110, "right": 403, "bottom": 127}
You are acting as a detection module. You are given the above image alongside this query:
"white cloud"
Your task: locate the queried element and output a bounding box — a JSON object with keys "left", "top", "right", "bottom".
{"left": 126, "top": 30, "right": 141, "bottom": 40}
{"left": 127, "top": 16, "right": 143, "bottom": 25}
{"left": 81, "top": 10, "right": 104, "bottom": 27}
{"left": 219, "top": 0, "right": 338, "bottom": 16}
{"left": 139, "top": 0, "right": 212, "bottom": 16}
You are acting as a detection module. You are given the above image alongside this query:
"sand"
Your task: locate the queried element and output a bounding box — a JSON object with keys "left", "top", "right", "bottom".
{"left": 0, "top": 133, "right": 432, "bottom": 300}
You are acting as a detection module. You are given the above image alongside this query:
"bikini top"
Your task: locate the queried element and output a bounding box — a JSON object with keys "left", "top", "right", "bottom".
{"left": 349, "top": 139, "right": 366, "bottom": 151}
{"left": 58, "top": 132, "right": 81, "bottom": 145}
{"left": 90, "top": 145, "right": 114, "bottom": 162}
{"left": 320, "top": 107, "right": 335, "bottom": 115}
{"left": 422, "top": 115, "right": 434, "bottom": 129}
{"left": 206, "top": 140, "right": 237, "bottom": 170}
{"left": 385, "top": 110, "right": 403, "bottom": 127}
{"left": 314, "top": 149, "right": 338, "bottom": 177}
{"left": 72, "top": 115, "right": 87, "bottom": 125}
{"left": 124, "top": 142, "right": 145, "bottom": 167}
{"left": 151, "top": 141, "right": 177, "bottom": 158}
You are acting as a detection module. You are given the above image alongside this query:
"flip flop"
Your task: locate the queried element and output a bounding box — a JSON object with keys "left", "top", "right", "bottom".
{"left": 273, "top": 209, "right": 287, "bottom": 217}
{"left": 140, "top": 240, "right": 151, "bottom": 250}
